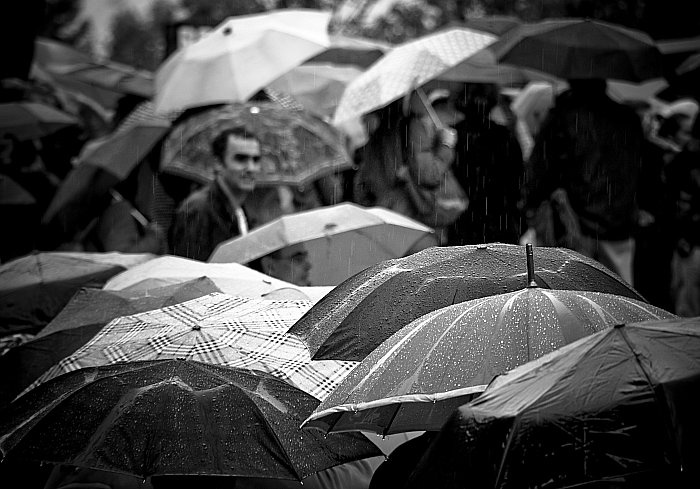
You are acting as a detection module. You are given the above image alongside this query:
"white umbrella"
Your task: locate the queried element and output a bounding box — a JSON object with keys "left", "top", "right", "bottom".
{"left": 209, "top": 203, "right": 434, "bottom": 286}
{"left": 102, "top": 255, "right": 297, "bottom": 295}
{"left": 154, "top": 9, "right": 331, "bottom": 114}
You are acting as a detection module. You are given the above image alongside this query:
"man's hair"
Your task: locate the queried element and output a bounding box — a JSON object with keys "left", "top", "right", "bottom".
{"left": 211, "top": 127, "right": 260, "bottom": 162}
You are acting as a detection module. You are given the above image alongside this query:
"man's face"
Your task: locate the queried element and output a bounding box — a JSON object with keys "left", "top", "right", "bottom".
{"left": 221, "top": 134, "right": 262, "bottom": 193}
{"left": 263, "top": 243, "right": 312, "bottom": 286}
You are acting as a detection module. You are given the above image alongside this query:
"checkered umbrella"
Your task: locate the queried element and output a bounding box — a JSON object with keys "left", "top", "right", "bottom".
{"left": 332, "top": 27, "right": 495, "bottom": 125}
{"left": 26, "top": 293, "right": 356, "bottom": 401}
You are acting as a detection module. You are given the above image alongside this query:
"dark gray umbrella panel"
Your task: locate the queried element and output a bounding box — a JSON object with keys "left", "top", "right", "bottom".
{"left": 487, "top": 18, "right": 664, "bottom": 82}
{"left": 289, "top": 243, "right": 648, "bottom": 362}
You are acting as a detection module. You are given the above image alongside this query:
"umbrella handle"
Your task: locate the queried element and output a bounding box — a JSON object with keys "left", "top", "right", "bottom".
{"left": 526, "top": 243, "right": 538, "bottom": 287}
{"left": 109, "top": 189, "right": 150, "bottom": 228}
{"left": 415, "top": 87, "right": 446, "bottom": 131}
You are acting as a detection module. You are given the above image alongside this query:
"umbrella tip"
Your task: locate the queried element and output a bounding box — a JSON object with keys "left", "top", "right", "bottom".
{"left": 526, "top": 243, "right": 537, "bottom": 287}
{"left": 614, "top": 323, "right": 626, "bottom": 329}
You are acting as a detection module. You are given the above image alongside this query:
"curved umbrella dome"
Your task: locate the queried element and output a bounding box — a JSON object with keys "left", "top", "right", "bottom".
{"left": 302, "top": 286, "right": 674, "bottom": 435}
{"left": 0, "top": 360, "right": 380, "bottom": 479}
{"left": 489, "top": 18, "right": 664, "bottom": 82}
{"left": 289, "top": 243, "right": 648, "bottom": 362}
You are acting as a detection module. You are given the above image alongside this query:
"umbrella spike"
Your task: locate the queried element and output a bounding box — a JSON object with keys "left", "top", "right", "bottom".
{"left": 526, "top": 243, "right": 537, "bottom": 288}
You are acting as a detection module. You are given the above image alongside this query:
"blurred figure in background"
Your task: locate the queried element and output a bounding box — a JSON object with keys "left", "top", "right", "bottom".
{"left": 247, "top": 243, "right": 313, "bottom": 287}
{"left": 666, "top": 110, "right": 700, "bottom": 316}
{"left": 510, "top": 82, "right": 557, "bottom": 161}
{"left": 522, "top": 79, "right": 646, "bottom": 285}
{"left": 634, "top": 99, "right": 699, "bottom": 311}
{"left": 449, "top": 82, "right": 524, "bottom": 246}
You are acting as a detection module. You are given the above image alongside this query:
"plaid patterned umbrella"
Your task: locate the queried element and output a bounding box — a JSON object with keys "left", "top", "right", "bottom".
{"left": 332, "top": 27, "right": 495, "bottom": 124}
{"left": 26, "top": 293, "right": 356, "bottom": 401}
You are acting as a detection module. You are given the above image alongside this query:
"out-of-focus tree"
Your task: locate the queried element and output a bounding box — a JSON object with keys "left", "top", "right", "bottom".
{"left": 331, "top": 0, "right": 699, "bottom": 42}
{"left": 40, "top": 0, "right": 92, "bottom": 46}
{"left": 179, "top": 0, "right": 333, "bottom": 26}
{"left": 108, "top": 0, "right": 178, "bottom": 71}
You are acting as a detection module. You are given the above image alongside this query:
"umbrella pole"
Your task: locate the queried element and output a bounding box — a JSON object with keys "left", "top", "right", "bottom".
{"left": 526, "top": 243, "right": 537, "bottom": 287}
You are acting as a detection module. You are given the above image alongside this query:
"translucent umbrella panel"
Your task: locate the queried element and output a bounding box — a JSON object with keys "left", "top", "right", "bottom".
{"left": 160, "top": 103, "right": 352, "bottom": 186}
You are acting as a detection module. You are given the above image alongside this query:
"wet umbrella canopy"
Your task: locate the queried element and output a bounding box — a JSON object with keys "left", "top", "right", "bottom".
{"left": 0, "top": 277, "right": 222, "bottom": 408}
{"left": 0, "top": 359, "right": 381, "bottom": 479}
{"left": 405, "top": 318, "right": 700, "bottom": 489}
{"left": 302, "top": 285, "right": 673, "bottom": 435}
{"left": 289, "top": 243, "right": 648, "bottom": 362}
{"left": 488, "top": 18, "right": 664, "bottom": 82}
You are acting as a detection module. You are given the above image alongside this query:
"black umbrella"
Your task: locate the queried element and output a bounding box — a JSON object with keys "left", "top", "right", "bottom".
{"left": 0, "top": 277, "right": 221, "bottom": 408}
{"left": 288, "top": 243, "right": 647, "bottom": 362}
{"left": 0, "top": 359, "right": 381, "bottom": 480}
{"left": 405, "top": 318, "right": 700, "bottom": 489}
{"left": 488, "top": 18, "right": 664, "bottom": 82}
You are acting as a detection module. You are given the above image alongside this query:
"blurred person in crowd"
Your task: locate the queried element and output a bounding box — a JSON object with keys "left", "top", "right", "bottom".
{"left": 634, "top": 99, "right": 699, "bottom": 311}
{"left": 247, "top": 243, "right": 313, "bottom": 287}
{"left": 353, "top": 89, "right": 462, "bottom": 246}
{"left": 522, "top": 79, "right": 646, "bottom": 285}
{"left": 171, "top": 127, "right": 262, "bottom": 261}
{"left": 666, "top": 111, "right": 700, "bottom": 316}
{"left": 509, "top": 82, "right": 557, "bottom": 161}
{"left": 0, "top": 133, "right": 60, "bottom": 214}
{"left": 449, "top": 82, "right": 525, "bottom": 246}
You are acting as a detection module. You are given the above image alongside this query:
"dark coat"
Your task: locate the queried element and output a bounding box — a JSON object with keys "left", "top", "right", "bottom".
{"left": 170, "top": 178, "right": 249, "bottom": 262}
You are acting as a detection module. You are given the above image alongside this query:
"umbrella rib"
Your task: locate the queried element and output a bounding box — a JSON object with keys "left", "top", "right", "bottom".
{"left": 614, "top": 326, "right": 685, "bottom": 466}
{"left": 494, "top": 414, "right": 522, "bottom": 487}
{"left": 382, "top": 403, "right": 402, "bottom": 437}
{"left": 185, "top": 363, "right": 305, "bottom": 479}
{"left": 250, "top": 395, "right": 307, "bottom": 481}
{"left": 1, "top": 361, "right": 158, "bottom": 449}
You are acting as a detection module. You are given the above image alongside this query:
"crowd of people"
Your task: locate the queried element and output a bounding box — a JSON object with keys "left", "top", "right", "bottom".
{"left": 2, "top": 13, "right": 700, "bottom": 489}
{"left": 3, "top": 73, "right": 699, "bottom": 315}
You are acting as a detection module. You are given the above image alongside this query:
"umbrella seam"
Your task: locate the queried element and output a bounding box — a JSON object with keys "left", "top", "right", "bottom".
{"left": 615, "top": 326, "right": 685, "bottom": 469}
